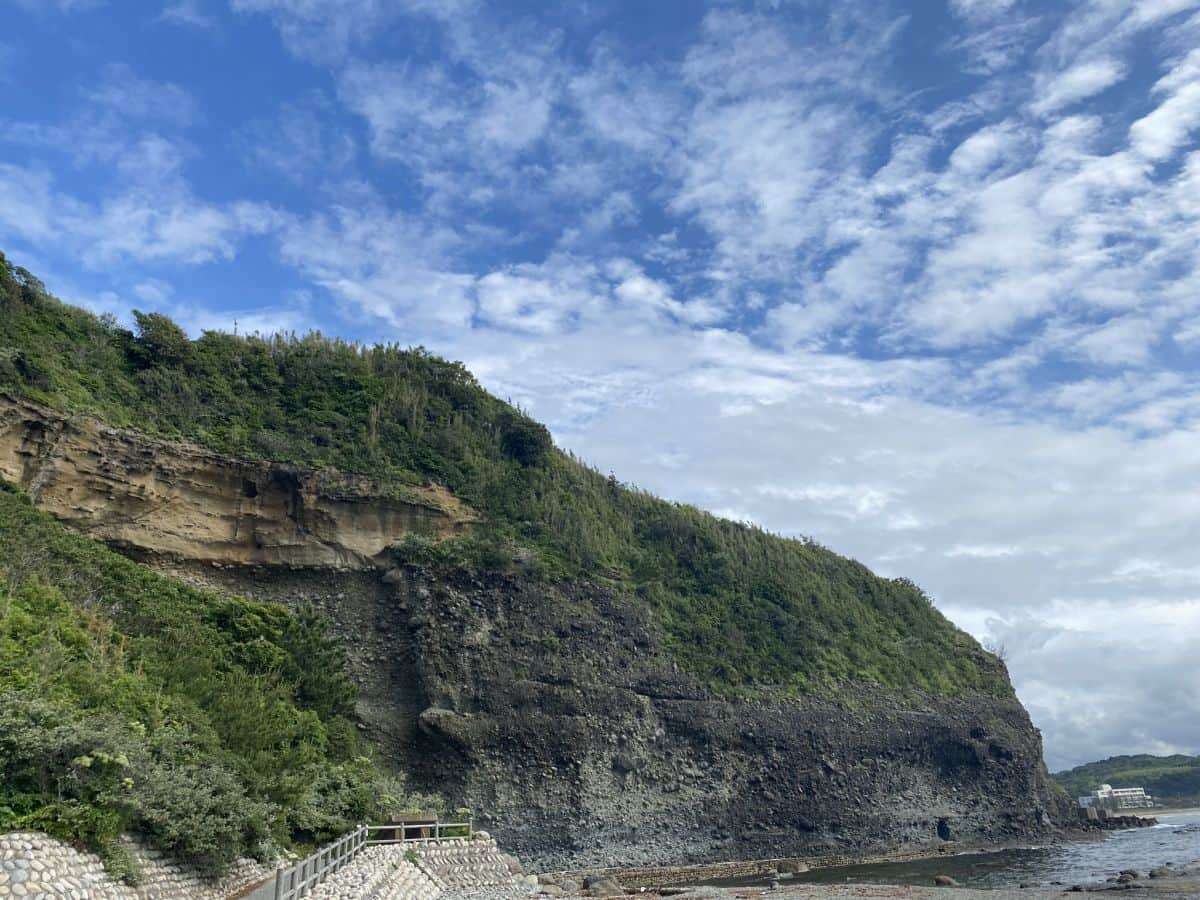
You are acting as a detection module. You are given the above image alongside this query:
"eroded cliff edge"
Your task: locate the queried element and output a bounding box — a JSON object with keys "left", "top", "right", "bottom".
{"left": 0, "top": 394, "right": 1073, "bottom": 869}
{"left": 0, "top": 394, "right": 475, "bottom": 568}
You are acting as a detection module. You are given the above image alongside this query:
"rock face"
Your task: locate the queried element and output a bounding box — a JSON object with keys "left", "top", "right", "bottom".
{"left": 0, "top": 395, "right": 475, "bottom": 568}
{"left": 174, "top": 563, "right": 1073, "bottom": 871}
{"left": 0, "top": 395, "right": 1073, "bottom": 870}
{"left": 392, "top": 569, "right": 1070, "bottom": 868}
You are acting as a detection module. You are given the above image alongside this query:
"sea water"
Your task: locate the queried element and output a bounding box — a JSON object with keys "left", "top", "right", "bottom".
{"left": 785, "top": 810, "right": 1200, "bottom": 889}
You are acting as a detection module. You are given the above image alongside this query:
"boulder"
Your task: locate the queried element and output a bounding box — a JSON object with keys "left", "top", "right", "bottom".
{"left": 587, "top": 877, "right": 625, "bottom": 897}
{"left": 775, "top": 860, "right": 809, "bottom": 874}
{"left": 541, "top": 885, "right": 565, "bottom": 896}
{"left": 560, "top": 879, "right": 581, "bottom": 894}
{"left": 933, "top": 874, "right": 961, "bottom": 887}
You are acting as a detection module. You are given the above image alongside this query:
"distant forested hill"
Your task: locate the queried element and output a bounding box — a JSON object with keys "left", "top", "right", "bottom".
{"left": 1054, "top": 754, "right": 1200, "bottom": 805}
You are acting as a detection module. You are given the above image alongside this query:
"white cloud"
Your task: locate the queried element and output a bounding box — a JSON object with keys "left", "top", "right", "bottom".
{"left": 1031, "top": 57, "right": 1127, "bottom": 116}
{"left": 948, "top": 0, "right": 1019, "bottom": 21}
{"left": 568, "top": 50, "right": 682, "bottom": 158}
{"left": 171, "top": 301, "right": 313, "bottom": 338}
{"left": 230, "top": 0, "right": 473, "bottom": 62}
{"left": 1074, "top": 316, "right": 1160, "bottom": 366}
{"left": 11, "top": 0, "right": 103, "bottom": 11}
{"left": 1130, "top": 79, "right": 1200, "bottom": 160}
{"left": 229, "top": 0, "right": 388, "bottom": 62}
{"left": 948, "top": 14, "right": 1041, "bottom": 75}
{"left": 945, "top": 544, "right": 1021, "bottom": 559}
{"left": 237, "top": 94, "right": 355, "bottom": 181}
{"left": 0, "top": 159, "right": 274, "bottom": 266}
{"left": 160, "top": 0, "right": 215, "bottom": 28}
{"left": 275, "top": 205, "right": 475, "bottom": 331}
{"left": 337, "top": 49, "right": 561, "bottom": 209}
{"left": 87, "top": 64, "right": 198, "bottom": 125}
{"left": 132, "top": 278, "right": 173, "bottom": 304}
{"left": 475, "top": 259, "right": 602, "bottom": 336}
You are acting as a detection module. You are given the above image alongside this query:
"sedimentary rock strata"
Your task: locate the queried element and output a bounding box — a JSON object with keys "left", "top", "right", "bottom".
{"left": 0, "top": 395, "right": 474, "bottom": 568}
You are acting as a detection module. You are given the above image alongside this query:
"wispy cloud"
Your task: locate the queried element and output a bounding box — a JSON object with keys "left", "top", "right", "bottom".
{"left": 1030, "top": 57, "right": 1127, "bottom": 116}
{"left": 11, "top": 0, "right": 104, "bottom": 11}
{"left": 0, "top": 148, "right": 275, "bottom": 266}
{"left": 159, "top": 0, "right": 216, "bottom": 29}
{"left": 85, "top": 63, "right": 199, "bottom": 126}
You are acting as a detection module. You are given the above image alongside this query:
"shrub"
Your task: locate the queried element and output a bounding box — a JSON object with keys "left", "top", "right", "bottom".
{"left": 0, "top": 488, "right": 414, "bottom": 875}
{"left": 131, "top": 311, "right": 191, "bottom": 369}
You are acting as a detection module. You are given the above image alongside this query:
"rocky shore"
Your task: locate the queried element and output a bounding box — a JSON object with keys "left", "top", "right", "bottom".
{"left": 532, "top": 830, "right": 1200, "bottom": 899}
{"left": 529, "top": 857, "right": 1200, "bottom": 899}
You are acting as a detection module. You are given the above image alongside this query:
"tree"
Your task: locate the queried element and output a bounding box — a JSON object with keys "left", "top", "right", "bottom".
{"left": 131, "top": 311, "right": 191, "bottom": 368}
{"left": 499, "top": 414, "right": 552, "bottom": 466}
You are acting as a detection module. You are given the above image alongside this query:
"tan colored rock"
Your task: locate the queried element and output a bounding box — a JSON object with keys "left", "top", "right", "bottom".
{"left": 0, "top": 395, "right": 475, "bottom": 569}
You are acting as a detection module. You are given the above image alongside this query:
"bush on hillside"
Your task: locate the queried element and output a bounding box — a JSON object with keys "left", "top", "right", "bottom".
{"left": 0, "top": 484, "right": 432, "bottom": 877}
{"left": 0, "top": 251, "right": 1008, "bottom": 697}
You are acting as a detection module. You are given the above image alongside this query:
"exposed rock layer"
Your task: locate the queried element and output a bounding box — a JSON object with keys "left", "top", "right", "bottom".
{"left": 0, "top": 395, "right": 1074, "bottom": 870}
{"left": 0, "top": 395, "right": 473, "bottom": 568}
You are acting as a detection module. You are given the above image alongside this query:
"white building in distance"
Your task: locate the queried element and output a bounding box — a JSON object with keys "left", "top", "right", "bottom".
{"left": 1077, "top": 784, "right": 1155, "bottom": 810}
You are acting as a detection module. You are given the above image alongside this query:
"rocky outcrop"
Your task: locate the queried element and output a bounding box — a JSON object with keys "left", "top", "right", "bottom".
{"left": 0, "top": 395, "right": 475, "bottom": 568}
{"left": 386, "top": 568, "right": 1072, "bottom": 869}
{"left": 173, "top": 562, "right": 1073, "bottom": 871}
{"left": 0, "top": 395, "right": 1073, "bottom": 871}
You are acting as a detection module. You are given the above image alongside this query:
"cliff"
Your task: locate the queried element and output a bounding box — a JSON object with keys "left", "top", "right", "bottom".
{"left": 0, "top": 393, "right": 1072, "bottom": 869}
{"left": 0, "top": 253, "right": 1073, "bottom": 870}
{"left": 0, "top": 395, "right": 474, "bottom": 569}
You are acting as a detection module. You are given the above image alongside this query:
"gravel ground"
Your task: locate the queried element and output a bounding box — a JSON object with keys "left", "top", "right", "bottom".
{"left": 649, "top": 866, "right": 1200, "bottom": 899}
{"left": 443, "top": 888, "right": 537, "bottom": 900}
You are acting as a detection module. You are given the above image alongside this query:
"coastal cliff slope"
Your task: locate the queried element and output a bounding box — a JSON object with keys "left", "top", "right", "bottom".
{"left": 0, "top": 252, "right": 1072, "bottom": 867}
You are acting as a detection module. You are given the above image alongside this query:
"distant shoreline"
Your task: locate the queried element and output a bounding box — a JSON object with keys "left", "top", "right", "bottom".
{"left": 554, "top": 832, "right": 1103, "bottom": 890}
{"left": 551, "top": 814, "right": 1193, "bottom": 893}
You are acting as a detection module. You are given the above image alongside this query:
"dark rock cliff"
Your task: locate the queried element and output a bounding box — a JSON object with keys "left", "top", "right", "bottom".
{"left": 174, "top": 560, "right": 1072, "bottom": 870}
{"left": 0, "top": 396, "right": 1073, "bottom": 869}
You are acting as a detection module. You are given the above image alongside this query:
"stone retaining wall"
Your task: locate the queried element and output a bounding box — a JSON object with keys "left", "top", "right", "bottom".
{"left": 0, "top": 831, "right": 271, "bottom": 899}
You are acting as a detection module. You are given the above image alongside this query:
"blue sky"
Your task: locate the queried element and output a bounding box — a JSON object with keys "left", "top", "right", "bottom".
{"left": 3, "top": 0, "right": 1200, "bottom": 769}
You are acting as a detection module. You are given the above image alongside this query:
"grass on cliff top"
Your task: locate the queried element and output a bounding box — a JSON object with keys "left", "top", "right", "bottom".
{"left": 0, "top": 251, "right": 1007, "bottom": 697}
{"left": 0, "top": 483, "right": 434, "bottom": 879}
{"left": 1053, "top": 754, "right": 1200, "bottom": 803}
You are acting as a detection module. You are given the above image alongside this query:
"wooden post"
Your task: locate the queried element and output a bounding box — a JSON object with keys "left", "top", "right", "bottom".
{"left": 273, "top": 865, "right": 283, "bottom": 900}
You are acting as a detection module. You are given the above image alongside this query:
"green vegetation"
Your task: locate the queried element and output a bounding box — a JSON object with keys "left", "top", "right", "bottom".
{"left": 1054, "top": 754, "right": 1200, "bottom": 806}
{"left": 0, "top": 484, "right": 432, "bottom": 878}
{"left": 0, "top": 250, "right": 1006, "bottom": 695}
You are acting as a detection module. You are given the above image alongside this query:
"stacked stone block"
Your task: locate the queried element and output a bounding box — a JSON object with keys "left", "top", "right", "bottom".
{"left": 0, "top": 830, "right": 538, "bottom": 900}
{"left": 305, "top": 846, "right": 440, "bottom": 900}
{"left": 405, "top": 836, "right": 539, "bottom": 900}
{"left": 0, "top": 831, "right": 270, "bottom": 899}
